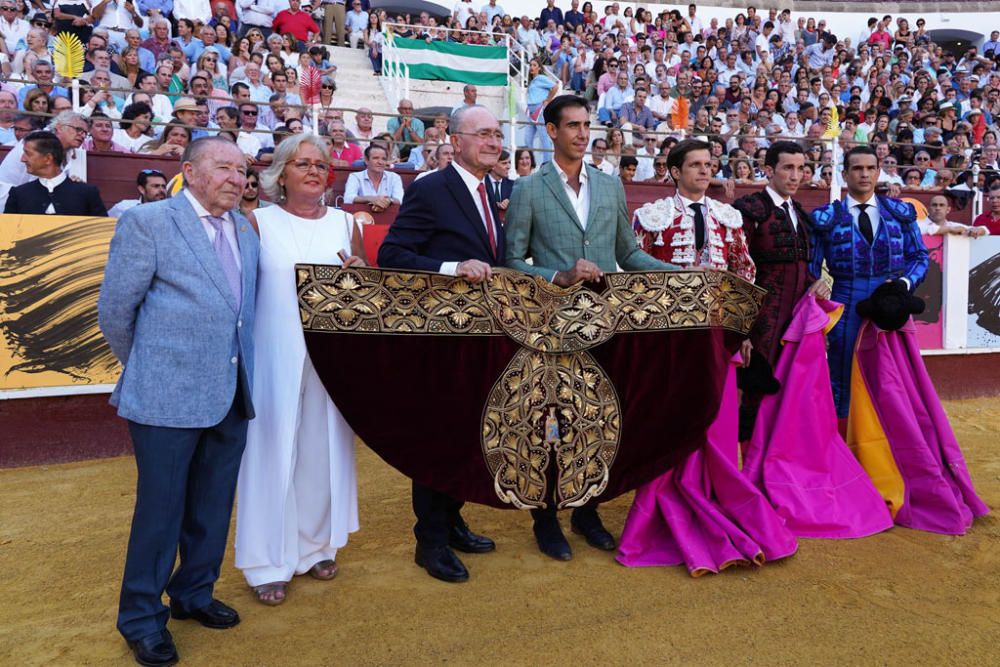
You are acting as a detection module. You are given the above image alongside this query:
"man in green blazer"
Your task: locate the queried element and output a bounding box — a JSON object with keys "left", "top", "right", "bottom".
{"left": 504, "top": 94, "right": 678, "bottom": 560}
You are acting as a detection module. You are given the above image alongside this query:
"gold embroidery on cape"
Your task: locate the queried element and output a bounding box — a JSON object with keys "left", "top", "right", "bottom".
{"left": 605, "top": 270, "right": 763, "bottom": 332}
{"left": 483, "top": 271, "right": 618, "bottom": 352}
{"left": 297, "top": 265, "right": 764, "bottom": 509}
{"left": 482, "top": 349, "right": 621, "bottom": 509}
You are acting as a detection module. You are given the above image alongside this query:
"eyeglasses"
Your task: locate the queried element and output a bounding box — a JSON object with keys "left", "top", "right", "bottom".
{"left": 139, "top": 169, "right": 166, "bottom": 178}
{"left": 454, "top": 129, "right": 504, "bottom": 142}
{"left": 654, "top": 162, "right": 667, "bottom": 168}
{"left": 67, "top": 125, "right": 89, "bottom": 134}
{"left": 291, "top": 160, "right": 329, "bottom": 173}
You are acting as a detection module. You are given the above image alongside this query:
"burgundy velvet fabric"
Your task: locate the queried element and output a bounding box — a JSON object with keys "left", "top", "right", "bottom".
{"left": 305, "top": 326, "right": 739, "bottom": 510}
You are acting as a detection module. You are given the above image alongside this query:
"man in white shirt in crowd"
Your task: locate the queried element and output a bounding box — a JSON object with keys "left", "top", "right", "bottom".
{"left": 647, "top": 83, "right": 674, "bottom": 125}
{"left": 238, "top": 101, "right": 273, "bottom": 150}
{"left": 0, "top": 1, "right": 29, "bottom": 54}
{"left": 454, "top": 0, "right": 474, "bottom": 29}
{"left": 343, "top": 143, "right": 404, "bottom": 212}
{"left": 93, "top": 0, "right": 145, "bottom": 51}
{"left": 0, "top": 90, "right": 17, "bottom": 145}
{"left": 452, "top": 84, "right": 478, "bottom": 114}
{"left": 347, "top": 107, "right": 376, "bottom": 145}
{"left": 634, "top": 133, "right": 658, "bottom": 182}
{"left": 920, "top": 194, "right": 989, "bottom": 237}
{"left": 108, "top": 168, "right": 169, "bottom": 218}
{"left": 481, "top": 0, "right": 504, "bottom": 25}
{"left": 344, "top": 0, "right": 368, "bottom": 49}
{"left": 414, "top": 143, "right": 454, "bottom": 181}
{"left": 239, "top": 0, "right": 278, "bottom": 39}
{"left": 588, "top": 137, "right": 615, "bottom": 176}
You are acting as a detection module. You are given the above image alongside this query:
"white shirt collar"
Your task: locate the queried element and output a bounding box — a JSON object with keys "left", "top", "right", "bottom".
{"left": 765, "top": 185, "right": 791, "bottom": 208}
{"left": 846, "top": 192, "right": 878, "bottom": 211}
{"left": 451, "top": 159, "right": 487, "bottom": 195}
{"left": 678, "top": 192, "right": 707, "bottom": 210}
{"left": 38, "top": 171, "right": 67, "bottom": 192}
{"left": 183, "top": 188, "right": 231, "bottom": 223}
{"left": 552, "top": 159, "right": 589, "bottom": 187}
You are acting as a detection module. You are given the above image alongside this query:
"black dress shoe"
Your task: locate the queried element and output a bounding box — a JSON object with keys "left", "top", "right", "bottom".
{"left": 415, "top": 544, "right": 470, "bottom": 583}
{"left": 571, "top": 507, "right": 617, "bottom": 551}
{"left": 169, "top": 598, "right": 240, "bottom": 629}
{"left": 448, "top": 521, "right": 496, "bottom": 553}
{"left": 533, "top": 515, "right": 572, "bottom": 561}
{"left": 127, "top": 629, "right": 178, "bottom": 667}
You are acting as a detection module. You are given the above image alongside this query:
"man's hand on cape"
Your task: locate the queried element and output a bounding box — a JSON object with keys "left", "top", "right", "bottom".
{"left": 456, "top": 259, "right": 493, "bottom": 283}
{"left": 807, "top": 279, "right": 832, "bottom": 300}
{"left": 554, "top": 258, "right": 603, "bottom": 287}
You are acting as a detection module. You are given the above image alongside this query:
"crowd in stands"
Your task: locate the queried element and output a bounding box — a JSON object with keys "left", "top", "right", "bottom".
{"left": 1, "top": 1, "right": 1000, "bottom": 219}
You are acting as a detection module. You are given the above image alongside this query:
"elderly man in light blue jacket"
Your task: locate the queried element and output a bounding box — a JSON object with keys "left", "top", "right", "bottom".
{"left": 99, "top": 137, "right": 258, "bottom": 667}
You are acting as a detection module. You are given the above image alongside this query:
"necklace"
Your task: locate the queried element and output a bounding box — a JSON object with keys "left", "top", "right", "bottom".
{"left": 286, "top": 205, "right": 324, "bottom": 260}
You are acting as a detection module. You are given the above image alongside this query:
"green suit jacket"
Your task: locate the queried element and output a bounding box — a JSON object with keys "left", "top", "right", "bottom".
{"left": 504, "top": 161, "right": 676, "bottom": 280}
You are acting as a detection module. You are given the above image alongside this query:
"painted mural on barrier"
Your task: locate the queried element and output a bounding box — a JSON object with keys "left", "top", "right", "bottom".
{"left": 0, "top": 215, "right": 120, "bottom": 392}
{"left": 913, "top": 234, "right": 944, "bottom": 350}
{"left": 967, "top": 237, "right": 1000, "bottom": 349}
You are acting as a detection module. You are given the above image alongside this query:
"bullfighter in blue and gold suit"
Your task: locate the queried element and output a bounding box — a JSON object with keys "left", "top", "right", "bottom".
{"left": 810, "top": 146, "right": 928, "bottom": 417}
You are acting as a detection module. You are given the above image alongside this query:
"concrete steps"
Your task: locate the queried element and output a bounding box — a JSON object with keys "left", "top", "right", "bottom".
{"left": 324, "top": 45, "right": 394, "bottom": 134}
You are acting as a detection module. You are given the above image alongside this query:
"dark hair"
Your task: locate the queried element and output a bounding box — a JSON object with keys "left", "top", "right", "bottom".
{"left": 619, "top": 155, "right": 638, "bottom": 169}
{"left": 364, "top": 143, "right": 388, "bottom": 159}
{"left": 499, "top": 149, "right": 509, "bottom": 161}
{"left": 231, "top": 81, "right": 250, "bottom": 95}
{"left": 137, "top": 168, "right": 166, "bottom": 187}
{"left": 216, "top": 106, "right": 239, "bottom": 122}
{"left": 764, "top": 140, "right": 805, "bottom": 168}
{"left": 24, "top": 130, "right": 65, "bottom": 166}
{"left": 121, "top": 102, "right": 153, "bottom": 125}
{"left": 543, "top": 94, "right": 589, "bottom": 127}
{"left": 843, "top": 144, "right": 879, "bottom": 170}
{"left": 666, "top": 138, "right": 712, "bottom": 173}
{"left": 514, "top": 148, "right": 536, "bottom": 169}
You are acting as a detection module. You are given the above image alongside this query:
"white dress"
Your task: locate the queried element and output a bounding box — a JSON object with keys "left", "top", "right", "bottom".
{"left": 235, "top": 205, "right": 360, "bottom": 587}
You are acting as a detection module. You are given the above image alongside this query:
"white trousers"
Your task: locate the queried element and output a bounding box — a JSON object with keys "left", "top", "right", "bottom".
{"left": 241, "top": 364, "right": 356, "bottom": 587}
{"left": 348, "top": 29, "right": 366, "bottom": 49}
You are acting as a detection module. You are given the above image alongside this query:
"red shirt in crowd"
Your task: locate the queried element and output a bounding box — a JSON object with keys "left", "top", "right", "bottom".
{"left": 331, "top": 143, "right": 363, "bottom": 166}
{"left": 273, "top": 10, "right": 321, "bottom": 43}
{"left": 972, "top": 211, "right": 1000, "bottom": 236}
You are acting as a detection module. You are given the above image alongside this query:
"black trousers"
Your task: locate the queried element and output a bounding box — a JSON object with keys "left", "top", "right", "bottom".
{"left": 412, "top": 482, "right": 464, "bottom": 548}
{"left": 117, "top": 384, "right": 249, "bottom": 642}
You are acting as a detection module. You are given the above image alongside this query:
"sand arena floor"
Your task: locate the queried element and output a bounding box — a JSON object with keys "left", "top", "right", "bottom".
{"left": 1, "top": 397, "right": 999, "bottom": 666}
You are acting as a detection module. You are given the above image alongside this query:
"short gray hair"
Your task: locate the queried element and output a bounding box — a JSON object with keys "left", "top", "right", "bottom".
{"left": 50, "top": 111, "right": 87, "bottom": 129}
{"left": 259, "top": 133, "right": 330, "bottom": 201}
{"left": 181, "top": 135, "right": 240, "bottom": 167}
{"left": 448, "top": 104, "right": 489, "bottom": 135}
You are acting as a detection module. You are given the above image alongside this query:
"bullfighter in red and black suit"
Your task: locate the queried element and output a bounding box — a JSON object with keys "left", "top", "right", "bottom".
{"left": 732, "top": 141, "right": 831, "bottom": 436}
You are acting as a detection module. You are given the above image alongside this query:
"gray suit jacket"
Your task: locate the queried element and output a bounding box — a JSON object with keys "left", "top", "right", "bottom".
{"left": 98, "top": 195, "right": 259, "bottom": 428}
{"left": 504, "top": 161, "right": 675, "bottom": 279}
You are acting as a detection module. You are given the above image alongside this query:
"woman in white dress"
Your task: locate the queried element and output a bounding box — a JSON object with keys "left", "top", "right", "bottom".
{"left": 235, "top": 133, "right": 365, "bottom": 605}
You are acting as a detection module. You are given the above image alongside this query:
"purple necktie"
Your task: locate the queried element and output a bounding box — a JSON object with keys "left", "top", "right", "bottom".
{"left": 206, "top": 215, "right": 242, "bottom": 310}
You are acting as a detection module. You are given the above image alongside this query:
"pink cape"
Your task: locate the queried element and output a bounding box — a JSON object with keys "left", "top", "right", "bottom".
{"left": 743, "top": 294, "right": 894, "bottom": 538}
{"left": 852, "top": 319, "right": 989, "bottom": 535}
{"left": 616, "top": 355, "right": 798, "bottom": 576}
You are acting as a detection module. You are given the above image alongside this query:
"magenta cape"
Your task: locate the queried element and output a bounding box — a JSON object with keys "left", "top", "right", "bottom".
{"left": 616, "top": 355, "right": 798, "bottom": 575}
{"left": 744, "top": 294, "right": 894, "bottom": 539}
{"left": 850, "top": 319, "right": 989, "bottom": 535}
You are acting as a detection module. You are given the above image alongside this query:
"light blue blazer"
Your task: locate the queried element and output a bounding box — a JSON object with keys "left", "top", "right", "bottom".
{"left": 98, "top": 194, "right": 259, "bottom": 428}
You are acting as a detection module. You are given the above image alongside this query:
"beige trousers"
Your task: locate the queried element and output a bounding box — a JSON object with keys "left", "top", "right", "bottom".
{"left": 323, "top": 3, "right": 347, "bottom": 46}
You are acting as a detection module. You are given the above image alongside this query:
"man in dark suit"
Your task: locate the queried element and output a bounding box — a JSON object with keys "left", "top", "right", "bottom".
{"left": 377, "top": 105, "right": 504, "bottom": 583}
{"left": 3, "top": 131, "right": 108, "bottom": 216}
{"left": 486, "top": 149, "right": 515, "bottom": 219}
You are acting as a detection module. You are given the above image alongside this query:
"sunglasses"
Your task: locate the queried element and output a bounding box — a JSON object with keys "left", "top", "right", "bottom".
{"left": 139, "top": 169, "right": 166, "bottom": 178}
{"left": 245, "top": 181, "right": 259, "bottom": 188}
{"left": 321, "top": 84, "right": 334, "bottom": 89}
{"left": 242, "top": 109, "right": 258, "bottom": 115}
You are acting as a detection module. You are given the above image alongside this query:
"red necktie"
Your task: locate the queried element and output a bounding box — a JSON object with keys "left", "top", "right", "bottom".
{"left": 476, "top": 182, "right": 497, "bottom": 258}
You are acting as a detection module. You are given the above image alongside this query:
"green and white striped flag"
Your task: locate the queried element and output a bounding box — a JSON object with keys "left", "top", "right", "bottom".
{"left": 385, "top": 35, "right": 508, "bottom": 86}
